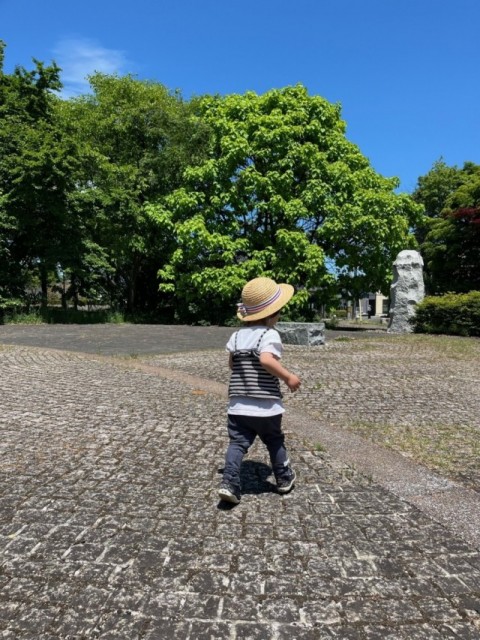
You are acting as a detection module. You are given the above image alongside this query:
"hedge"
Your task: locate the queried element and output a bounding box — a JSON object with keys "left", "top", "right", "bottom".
{"left": 412, "top": 291, "right": 480, "bottom": 337}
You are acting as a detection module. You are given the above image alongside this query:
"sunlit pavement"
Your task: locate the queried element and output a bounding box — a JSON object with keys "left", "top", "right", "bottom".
{"left": 0, "top": 326, "right": 479, "bottom": 638}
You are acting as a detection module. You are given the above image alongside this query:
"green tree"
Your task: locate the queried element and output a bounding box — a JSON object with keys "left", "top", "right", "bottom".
{"left": 416, "top": 162, "right": 480, "bottom": 294}
{"left": 152, "top": 85, "right": 422, "bottom": 322}
{"left": 0, "top": 189, "right": 23, "bottom": 312}
{"left": 413, "top": 158, "right": 464, "bottom": 219}
{"left": 63, "top": 73, "right": 210, "bottom": 314}
{"left": 0, "top": 40, "right": 80, "bottom": 309}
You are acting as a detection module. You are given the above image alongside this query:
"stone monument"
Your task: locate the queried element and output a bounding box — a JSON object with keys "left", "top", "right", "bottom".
{"left": 387, "top": 250, "right": 425, "bottom": 333}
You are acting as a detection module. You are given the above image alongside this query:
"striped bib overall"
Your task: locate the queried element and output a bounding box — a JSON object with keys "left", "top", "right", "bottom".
{"left": 228, "top": 329, "right": 282, "bottom": 400}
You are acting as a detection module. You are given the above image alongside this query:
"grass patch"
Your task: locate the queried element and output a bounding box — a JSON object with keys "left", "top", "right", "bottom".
{"left": 3, "top": 308, "right": 127, "bottom": 325}
{"left": 348, "top": 419, "right": 480, "bottom": 490}
{"left": 387, "top": 333, "right": 480, "bottom": 360}
{"left": 2, "top": 311, "right": 45, "bottom": 325}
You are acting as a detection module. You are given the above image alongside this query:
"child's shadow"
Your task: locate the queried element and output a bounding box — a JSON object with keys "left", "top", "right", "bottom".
{"left": 240, "top": 460, "right": 276, "bottom": 495}
{"left": 217, "top": 460, "right": 275, "bottom": 510}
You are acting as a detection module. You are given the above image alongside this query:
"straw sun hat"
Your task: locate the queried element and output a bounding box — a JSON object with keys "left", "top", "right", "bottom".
{"left": 237, "top": 277, "right": 294, "bottom": 322}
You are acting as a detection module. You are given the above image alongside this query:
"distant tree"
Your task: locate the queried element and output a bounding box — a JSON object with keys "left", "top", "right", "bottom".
{"left": 444, "top": 162, "right": 480, "bottom": 210}
{"left": 413, "top": 159, "right": 464, "bottom": 218}
{"left": 414, "top": 160, "right": 480, "bottom": 294}
{"left": 151, "top": 85, "right": 422, "bottom": 322}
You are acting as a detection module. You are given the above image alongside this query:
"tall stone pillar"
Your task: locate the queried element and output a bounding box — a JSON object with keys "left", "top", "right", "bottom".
{"left": 387, "top": 250, "right": 425, "bottom": 333}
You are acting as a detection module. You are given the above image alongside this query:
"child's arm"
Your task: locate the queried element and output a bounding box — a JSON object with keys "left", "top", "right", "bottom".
{"left": 259, "top": 352, "right": 301, "bottom": 392}
{"left": 228, "top": 353, "right": 233, "bottom": 370}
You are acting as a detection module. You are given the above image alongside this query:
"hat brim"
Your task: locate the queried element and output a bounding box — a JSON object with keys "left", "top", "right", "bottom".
{"left": 237, "top": 283, "right": 294, "bottom": 322}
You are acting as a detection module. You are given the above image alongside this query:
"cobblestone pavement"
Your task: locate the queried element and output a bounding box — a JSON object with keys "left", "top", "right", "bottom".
{"left": 0, "top": 328, "right": 480, "bottom": 638}
{"left": 143, "top": 334, "right": 480, "bottom": 494}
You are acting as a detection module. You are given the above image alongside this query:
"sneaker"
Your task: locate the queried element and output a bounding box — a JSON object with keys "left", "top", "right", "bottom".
{"left": 277, "top": 469, "right": 296, "bottom": 494}
{"left": 218, "top": 482, "right": 241, "bottom": 504}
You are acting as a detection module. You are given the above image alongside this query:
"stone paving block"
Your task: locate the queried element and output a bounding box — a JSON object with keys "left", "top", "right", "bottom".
{"left": 300, "top": 600, "right": 343, "bottom": 625}
{"left": 433, "top": 574, "right": 474, "bottom": 596}
{"left": 441, "top": 621, "right": 480, "bottom": 638}
{"left": 261, "top": 596, "right": 303, "bottom": 623}
{"left": 142, "top": 591, "right": 186, "bottom": 619}
{"left": 188, "top": 620, "right": 234, "bottom": 639}
{"left": 142, "top": 617, "right": 190, "bottom": 640}
{"left": 326, "top": 627, "right": 366, "bottom": 640}
{"left": 14, "top": 605, "right": 67, "bottom": 636}
{"left": 453, "top": 593, "right": 480, "bottom": 616}
{"left": 363, "top": 624, "right": 446, "bottom": 639}
{"left": 276, "top": 624, "right": 335, "bottom": 639}
{"left": 0, "top": 599, "right": 26, "bottom": 623}
{"left": 183, "top": 592, "right": 223, "bottom": 620}
{"left": 234, "top": 622, "right": 279, "bottom": 639}
{"left": 343, "top": 597, "right": 423, "bottom": 625}
{"left": 416, "top": 596, "right": 464, "bottom": 622}
{"left": 188, "top": 569, "right": 230, "bottom": 594}
{"left": 221, "top": 594, "right": 262, "bottom": 622}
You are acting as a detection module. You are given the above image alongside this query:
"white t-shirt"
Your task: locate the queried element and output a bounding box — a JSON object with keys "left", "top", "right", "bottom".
{"left": 226, "top": 326, "right": 285, "bottom": 417}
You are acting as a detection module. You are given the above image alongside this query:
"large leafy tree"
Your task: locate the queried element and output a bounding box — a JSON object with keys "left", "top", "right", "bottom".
{"left": 0, "top": 41, "right": 80, "bottom": 308}
{"left": 415, "top": 161, "right": 480, "bottom": 293}
{"left": 63, "top": 73, "right": 210, "bottom": 313}
{"left": 151, "top": 85, "right": 422, "bottom": 322}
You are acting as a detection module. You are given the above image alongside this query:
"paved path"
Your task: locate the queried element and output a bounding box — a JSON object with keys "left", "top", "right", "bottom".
{"left": 0, "top": 325, "right": 479, "bottom": 639}
{"left": 0, "top": 324, "right": 236, "bottom": 356}
{"left": 0, "top": 323, "right": 376, "bottom": 356}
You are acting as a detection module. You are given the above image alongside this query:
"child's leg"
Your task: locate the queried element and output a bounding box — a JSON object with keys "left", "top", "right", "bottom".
{"left": 222, "top": 414, "right": 257, "bottom": 491}
{"left": 254, "top": 414, "right": 292, "bottom": 481}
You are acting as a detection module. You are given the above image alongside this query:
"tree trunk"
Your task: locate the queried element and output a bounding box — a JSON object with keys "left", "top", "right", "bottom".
{"left": 127, "top": 260, "right": 139, "bottom": 313}
{"left": 40, "top": 263, "right": 48, "bottom": 309}
{"left": 61, "top": 275, "right": 67, "bottom": 311}
{"left": 127, "top": 283, "right": 135, "bottom": 313}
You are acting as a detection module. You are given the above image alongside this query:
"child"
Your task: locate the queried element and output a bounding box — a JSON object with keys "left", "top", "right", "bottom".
{"left": 218, "top": 276, "right": 301, "bottom": 504}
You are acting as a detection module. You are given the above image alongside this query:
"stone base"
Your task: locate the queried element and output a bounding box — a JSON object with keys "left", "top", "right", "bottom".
{"left": 276, "top": 322, "right": 325, "bottom": 346}
{"left": 387, "top": 312, "right": 415, "bottom": 333}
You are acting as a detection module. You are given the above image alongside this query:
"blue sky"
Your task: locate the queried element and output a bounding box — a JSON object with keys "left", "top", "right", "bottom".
{"left": 1, "top": 0, "right": 479, "bottom": 193}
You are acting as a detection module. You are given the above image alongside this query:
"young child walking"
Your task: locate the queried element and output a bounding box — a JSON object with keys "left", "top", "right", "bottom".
{"left": 218, "top": 277, "right": 301, "bottom": 504}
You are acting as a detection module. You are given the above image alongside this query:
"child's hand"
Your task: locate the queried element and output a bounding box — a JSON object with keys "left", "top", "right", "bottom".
{"left": 259, "top": 352, "right": 301, "bottom": 392}
{"left": 286, "top": 374, "right": 301, "bottom": 392}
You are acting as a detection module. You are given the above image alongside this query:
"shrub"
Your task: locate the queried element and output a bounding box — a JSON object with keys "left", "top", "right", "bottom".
{"left": 324, "top": 318, "right": 339, "bottom": 329}
{"left": 3, "top": 308, "right": 126, "bottom": 325}
{"left": 412, "top": 291, "right": 480, "bottom": 336}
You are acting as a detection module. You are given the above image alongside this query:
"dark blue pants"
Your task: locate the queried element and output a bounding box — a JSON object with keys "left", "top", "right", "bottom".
{"left": 223, "top": 413, "right": 290, "bottom": 491}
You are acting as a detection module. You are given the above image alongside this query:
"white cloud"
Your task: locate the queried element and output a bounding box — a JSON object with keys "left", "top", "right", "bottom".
{"left": 53, "top": 38, "right": 129, "bottom": 97}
